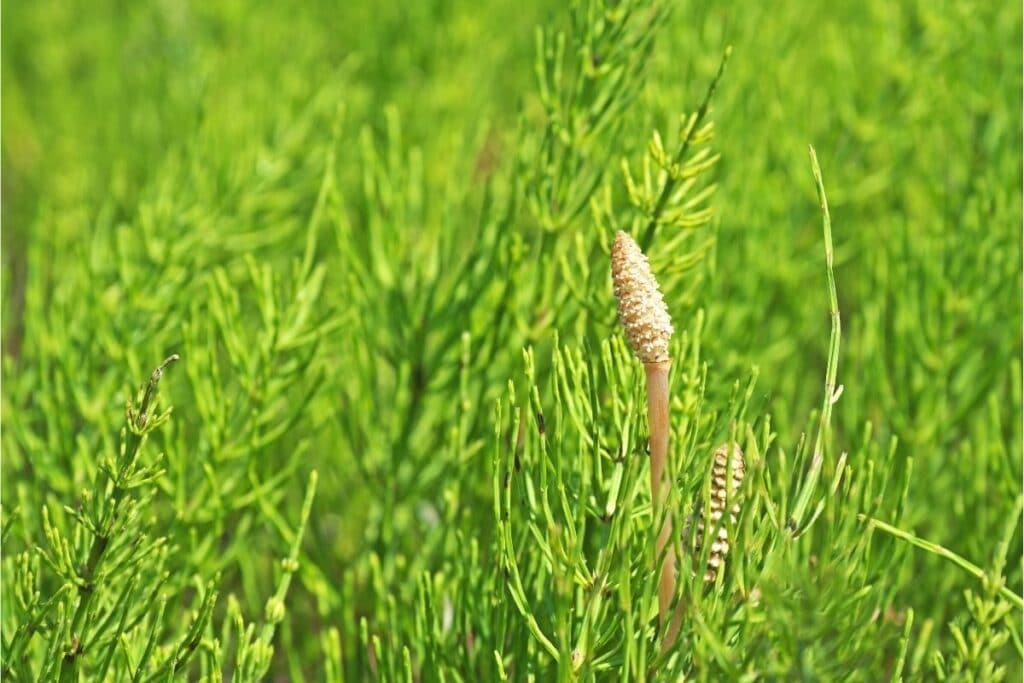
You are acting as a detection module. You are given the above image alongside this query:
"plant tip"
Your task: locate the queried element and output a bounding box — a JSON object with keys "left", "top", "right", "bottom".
{"left": 610, "top": 231, "right": 674, "bottom": 364}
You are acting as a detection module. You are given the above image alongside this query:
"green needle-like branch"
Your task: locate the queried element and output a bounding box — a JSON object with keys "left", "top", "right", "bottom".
{"left": 58, "top": 355, "right": 179, "bottom": 683}
{"left": 640, "top": 46, "right": 731, "bottom": 250}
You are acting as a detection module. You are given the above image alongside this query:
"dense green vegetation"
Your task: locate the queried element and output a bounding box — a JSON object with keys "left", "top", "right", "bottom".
{"left": 3, "top": 0, "right": 1021, "bottom": 679}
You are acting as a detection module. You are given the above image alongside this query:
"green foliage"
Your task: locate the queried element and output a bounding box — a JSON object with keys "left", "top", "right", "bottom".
{"left": 3, "top": 0, "right": 1021, "bottom": 680}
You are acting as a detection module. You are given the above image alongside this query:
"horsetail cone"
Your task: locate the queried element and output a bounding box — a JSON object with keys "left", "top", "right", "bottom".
{"left": 610, "top": 229, "right": 674, "bottom": 495}
{"left": 611, "top": 231, "right": 674, "bottom": 365}
{"left": 692, "top": 443, "right": 746, "bottom": 582}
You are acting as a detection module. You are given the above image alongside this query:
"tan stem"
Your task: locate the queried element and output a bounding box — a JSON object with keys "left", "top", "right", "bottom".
{"left": 645, "top": 362, "right": 670, "bottom": 501}
{"left": 645, "top": 361, "right": 677, "bottom": 644}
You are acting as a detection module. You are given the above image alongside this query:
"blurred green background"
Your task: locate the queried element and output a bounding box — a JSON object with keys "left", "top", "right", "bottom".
{"left": 3, "top": 0, "right": 1021, "bottom": 679}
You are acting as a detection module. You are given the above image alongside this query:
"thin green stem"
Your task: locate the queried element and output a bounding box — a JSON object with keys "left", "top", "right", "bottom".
{"left": 59, "top": 356, "right": 178, "bottom": 682}
{"left": 789, "top": 146, "right": 841, "bottom": 533}
{"left": 640, "top": 46, "right": 731, "bottom": 250}
{"left": 862, "top": 514, "right": 1024, "bottom": 610}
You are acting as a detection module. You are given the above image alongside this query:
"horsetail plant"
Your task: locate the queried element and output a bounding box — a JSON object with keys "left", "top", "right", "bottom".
{"left": 2, "top": 355, "right": 219, "bottom": 681}
{"left": 2, "top": 355, "right": 319, "bottom": 681}
{"left": 687, "top": 443, "right": 745, "bottom": 583}
{"left": 610, "top": 230, "right": 678, "bottom": 644}
{"left": 6, "top": 0, "right": 1023, "bottom": 678}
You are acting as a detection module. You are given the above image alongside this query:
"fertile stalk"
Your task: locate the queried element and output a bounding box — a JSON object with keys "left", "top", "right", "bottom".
{"left": 687, "top": 443, "right": 745, "bottom": 582}
{"left": 610, "top": 231, "right": 677, "bottom": 642}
